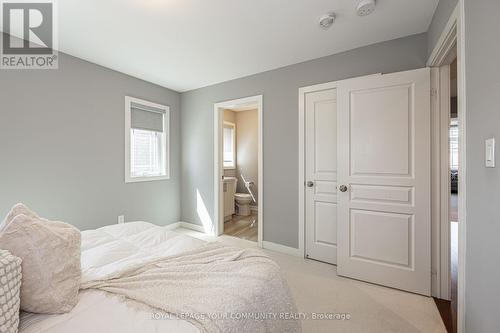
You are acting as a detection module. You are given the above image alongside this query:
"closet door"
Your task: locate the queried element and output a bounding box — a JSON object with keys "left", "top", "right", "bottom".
{"left": 336, "top": 68, "right": 431, "bottom": 295}
{"left": 305, "top": 88, "right": 338, "bottom": 264}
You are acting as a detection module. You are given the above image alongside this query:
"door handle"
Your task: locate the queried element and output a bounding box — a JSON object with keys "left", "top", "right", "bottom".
{"left": 306, "top": 181, "right": 314, "bottom": 187}
{"left": 338, "top": 185, "right": 348, "bottom": 192}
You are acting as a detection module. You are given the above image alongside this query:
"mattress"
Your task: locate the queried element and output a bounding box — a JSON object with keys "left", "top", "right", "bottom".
{"left": 19, "top": 222, "right": 206, "bottom": 333}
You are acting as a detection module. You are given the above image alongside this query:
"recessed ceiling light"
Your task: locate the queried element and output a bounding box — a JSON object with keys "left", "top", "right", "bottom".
{"left": 356, "top": 0, "right": 376, "bottom": 16}
{"left": 319, "top": 13, "right": 336, "bottom": 29}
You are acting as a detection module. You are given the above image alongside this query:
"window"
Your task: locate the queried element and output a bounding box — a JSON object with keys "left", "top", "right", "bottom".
{"left": 125, "top": 96, "right": 169, "bottom": 182}
{"left": 449, "top": 119, "right": 459, "bottom": 171}
{"left": 223, "top": 121, "right": 236, "bottom": 169}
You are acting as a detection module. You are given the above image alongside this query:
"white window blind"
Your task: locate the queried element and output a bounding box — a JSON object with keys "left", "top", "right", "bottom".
{"left": 125, "top": 97, "right": 169, "bottom": 182}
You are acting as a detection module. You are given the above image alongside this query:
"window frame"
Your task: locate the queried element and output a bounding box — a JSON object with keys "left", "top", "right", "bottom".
{"left": 125, "top": 96, "right": 170, "bottom": 183}
{"left": 223, "top": 121, "right": 236, "bottom": 170}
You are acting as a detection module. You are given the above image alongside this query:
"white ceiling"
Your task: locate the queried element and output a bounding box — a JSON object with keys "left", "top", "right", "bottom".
{"left": 56, "top": 0, "right": 438, "bottom": 92}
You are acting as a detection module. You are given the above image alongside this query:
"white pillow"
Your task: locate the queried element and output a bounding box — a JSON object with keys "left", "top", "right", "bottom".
{"left": 0, "top": 204, "right": 81, "bottom": 314}
{"left": 0, "top": 249, "right": 22, "bottom": 333}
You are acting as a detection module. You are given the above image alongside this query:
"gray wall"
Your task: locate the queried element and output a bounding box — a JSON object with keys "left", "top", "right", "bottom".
{"left": 0, "top": 40, "right": 181, "bottom": 230}
{"left": 464, "top": 1, "right": 500, "bottom": 332}
{"left": 427, "top": 0, "right": 458, "bottom": 57}
{"left": 181, "top": 33, "right": 428, "bottom": 248}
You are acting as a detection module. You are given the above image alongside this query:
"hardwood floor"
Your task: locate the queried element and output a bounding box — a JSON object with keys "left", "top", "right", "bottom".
{"left": 434, "top": 221, "right": 458, "bottom": 333}
{"left": 223, "top": 213, "right": 258, "bottom": 242}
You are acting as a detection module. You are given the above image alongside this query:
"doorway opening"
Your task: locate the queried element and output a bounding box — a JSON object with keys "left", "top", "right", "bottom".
{"left": 429, "top": 21, "right": 465, "bottom": 331}
{"left": 449, "top": 56, "right": 459, "bottom": 333}
{"left": 222, "top": 107, "right": 258, "bottom": 241}
{"left": 213, "top": 96, "right": 263, "bottom": 246}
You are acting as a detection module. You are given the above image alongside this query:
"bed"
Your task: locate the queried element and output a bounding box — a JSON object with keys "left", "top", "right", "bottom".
{"left": 19, "top": 222, "right": 300, "bottom": 333}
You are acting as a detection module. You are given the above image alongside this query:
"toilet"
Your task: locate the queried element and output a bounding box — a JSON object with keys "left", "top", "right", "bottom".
{"left": 234, "top": 193, "right": 253, "bottom": 216}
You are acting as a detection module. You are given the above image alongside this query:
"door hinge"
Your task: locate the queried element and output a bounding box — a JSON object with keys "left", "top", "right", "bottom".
{"left": 430, "top": 88, "right": 438, "bottom": 98}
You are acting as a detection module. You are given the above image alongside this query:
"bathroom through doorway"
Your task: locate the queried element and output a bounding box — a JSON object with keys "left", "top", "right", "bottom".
{"left": 213, "top": 96, "right": 263, "bottom": 246}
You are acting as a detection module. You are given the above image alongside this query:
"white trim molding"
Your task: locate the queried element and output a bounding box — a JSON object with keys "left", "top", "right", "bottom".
{"left": 262, "top": 241, "right": 303, "bottom": 257}
{"left": 214, "top": 95, "right": 264, "bottom": 247}
{"left": 164, "top": 222, "right": 207, "bottom": 233}
{"left": 164, "top": 222, "right": 182, "bottom": 230}
{"left": 179, "top": 222, "right": 207, "bottom": 233}
{"left": 430, "top": 65, "right": 453, "bottom": 300}
{"left": 427, "top": 2, "right": 466, "bottom": 332}
{"left": 427, "top": 5, "right": 459, "bottom": 67}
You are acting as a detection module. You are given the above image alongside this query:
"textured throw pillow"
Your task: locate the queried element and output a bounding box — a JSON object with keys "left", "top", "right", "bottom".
{"left": 0, "top": 249, "right": 22, "bottom": 333}
{"left": 0, "top": 204, "right": 38, "bottom": 234}
{"left": 0, "top": 204, "right": 81, "bottom": 314}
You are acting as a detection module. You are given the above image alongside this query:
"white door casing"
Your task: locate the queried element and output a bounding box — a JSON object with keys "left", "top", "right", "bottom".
{"left": 337, "top": 68, "right": 431, "bottom": 295}
{"left": 305, "top": 89, "right": 338, "bottom": 264}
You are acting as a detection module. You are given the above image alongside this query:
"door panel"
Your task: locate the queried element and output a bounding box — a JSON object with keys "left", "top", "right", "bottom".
{"left": 315, "top": 202, "right": 337, "bottom": 246}
{"left": 350, "top": 209, "right": 412, "bottom": 267}
{"left": 350, "top": 85, "right": 412, "bottom": 176}
{"left": 305, "top": 89, "right": 337, "bottom": 264}
{"left": 350, "top": 185, "right": 414, "bottom": 205}
{"left": 337, "top": 68, "right": 431, "bottom": 295}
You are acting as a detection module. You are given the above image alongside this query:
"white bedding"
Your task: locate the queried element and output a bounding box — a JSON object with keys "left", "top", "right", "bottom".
{"left": 20, "top": 290, "right": 199, "bottom": 333}
{"left": 20, "top": 222, "right": 206, "bottom": 333}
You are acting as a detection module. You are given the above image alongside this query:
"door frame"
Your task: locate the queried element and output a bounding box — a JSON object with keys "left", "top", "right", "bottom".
{"left": 427, "top": 2, "right": 466, "bottom": 333}
{"left": 430, "top": 64, "right": 453, "bottom": 301}
{"left": 213, "top": 95, "right": 263, "bottom": 247}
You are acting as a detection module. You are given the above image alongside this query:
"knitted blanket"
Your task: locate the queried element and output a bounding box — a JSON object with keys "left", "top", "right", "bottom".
{"left": 81, "top": 242, "right": 301, "bottom": 333}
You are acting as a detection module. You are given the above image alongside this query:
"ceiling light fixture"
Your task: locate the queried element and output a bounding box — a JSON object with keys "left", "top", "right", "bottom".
{"left": 319, "top": 13, "right": 336, "bottom": 29}
{"left": 356, "top": 0, "right": 376, "bottom": 16}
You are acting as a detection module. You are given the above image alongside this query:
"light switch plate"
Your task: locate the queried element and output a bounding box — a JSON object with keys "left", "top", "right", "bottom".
{"left": 118, "top": 215, "right": 125, "bottom": 224}
{"left": 485, "top": 138, "right": 495, "bottom": 168}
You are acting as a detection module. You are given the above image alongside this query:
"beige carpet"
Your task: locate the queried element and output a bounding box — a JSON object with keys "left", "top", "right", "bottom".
{"left": 175, "top": 228, "right": 446, "bottom": 333}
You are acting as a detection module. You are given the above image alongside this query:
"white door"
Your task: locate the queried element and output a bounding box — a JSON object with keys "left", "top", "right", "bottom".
{"left": 337, "top": 68, "right": 431, "bottom": 295}
{"left": 305, "top": 89, "right": 338, "bottom": 264}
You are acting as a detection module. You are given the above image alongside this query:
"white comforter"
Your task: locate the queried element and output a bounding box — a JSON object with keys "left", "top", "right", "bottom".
{"left": 80, "top": 221, "right": 206, "bottom": 284}
{"left": 20, "top": 222, "right": 206, "bottom": 333}
{"left": 20, "top": 222, "right": 300, "bottom": 333}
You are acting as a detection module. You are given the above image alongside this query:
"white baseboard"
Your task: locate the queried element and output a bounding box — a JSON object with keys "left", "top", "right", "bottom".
{"left": 180, "top": 222, "right": 208, "bottom": 233}
{"left": 164, "top": 222, "right": 181, "bottom": 230}
{"left": 165, "top": 221, "right": 208, "bottom": 233}
{"left": 262, "top": 241, "right": 303, "bottom": 257}
{"left": 167, "top": 223, "right": 302, "bottom": 258}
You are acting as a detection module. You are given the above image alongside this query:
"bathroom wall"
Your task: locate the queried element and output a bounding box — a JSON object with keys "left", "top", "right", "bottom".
{"left": 235, "top": 110, "right": 258, "bottom": 204}
{"left": 223, "top": 110, "right": 237, "bottom": 178}
{"left": 223, "top": 109, "right": 235, "bottom": 123}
